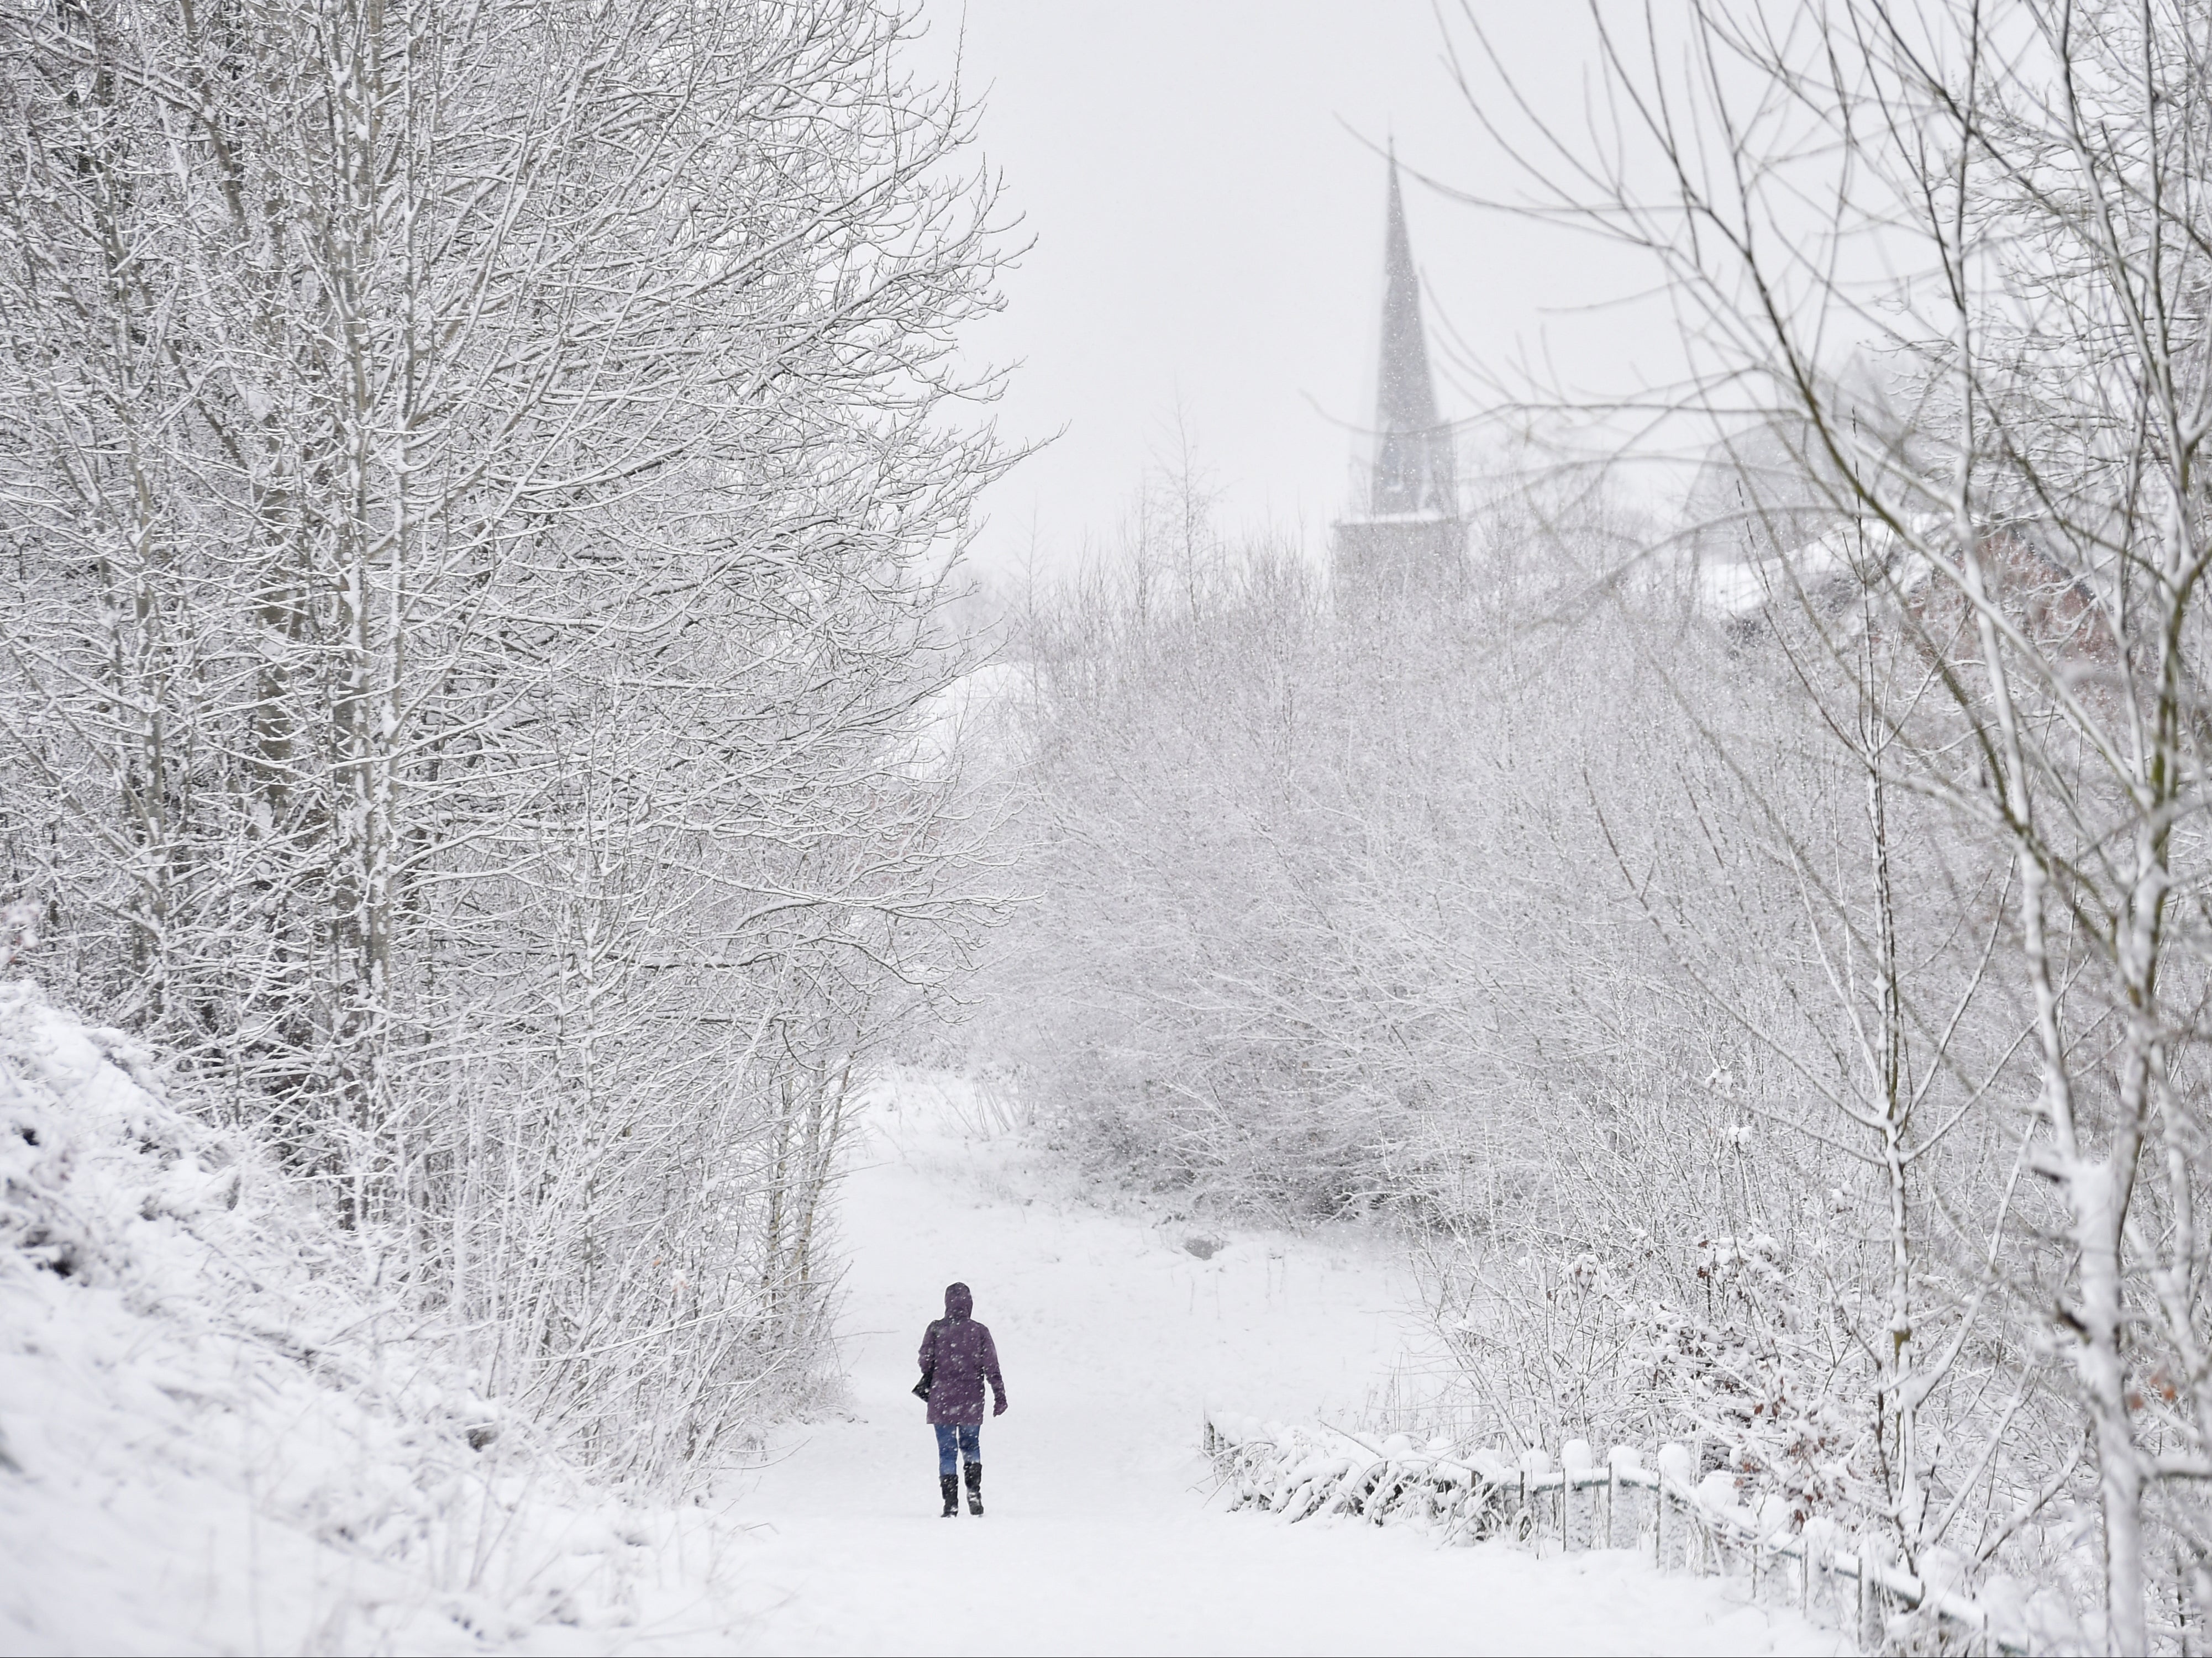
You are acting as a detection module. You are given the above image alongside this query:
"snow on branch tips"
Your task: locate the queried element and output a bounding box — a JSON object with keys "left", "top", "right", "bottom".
{"left": 0, "top": 0, "right": 1010, "bottom": 1483}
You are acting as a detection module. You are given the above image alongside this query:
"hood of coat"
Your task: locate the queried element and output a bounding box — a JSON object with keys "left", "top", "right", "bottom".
{"left": 943, "top": 1282, "right": 973, "bottom": 1321}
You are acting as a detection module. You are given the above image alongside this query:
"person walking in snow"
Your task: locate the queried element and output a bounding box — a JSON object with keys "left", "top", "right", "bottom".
{"left": 915, "top": 1281, "right": 1006, "bottom": 1517}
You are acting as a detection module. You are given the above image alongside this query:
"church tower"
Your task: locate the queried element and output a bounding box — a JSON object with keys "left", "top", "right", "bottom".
{"left": 1330, "top": 154, "right": 1464, "bottom": 594}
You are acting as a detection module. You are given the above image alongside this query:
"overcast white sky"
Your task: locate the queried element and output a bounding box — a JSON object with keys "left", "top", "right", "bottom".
{"left": 916, "top": 2, "right": 1685, "bottom": 577}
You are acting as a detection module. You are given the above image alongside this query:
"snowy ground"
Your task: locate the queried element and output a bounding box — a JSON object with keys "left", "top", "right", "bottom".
{"left": 2, "top": 1012, "right": 1841, "bottom": 1657}
{"left": 617, "top": 1073, "right": 1842, "bottom": 1657}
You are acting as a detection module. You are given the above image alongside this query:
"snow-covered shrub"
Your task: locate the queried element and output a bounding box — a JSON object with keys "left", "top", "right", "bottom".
{"left": 0, "top": 976, "right": 660, "bottom": 1650}
{"left": 973, "top": 481, "right": 1622, "bottom": 1216}
{"left": 1423, "top": 1235, "right": 1861, "bottom": 1530}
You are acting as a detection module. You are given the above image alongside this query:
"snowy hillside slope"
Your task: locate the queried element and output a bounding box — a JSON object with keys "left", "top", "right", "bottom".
{"left": 0, "top": 977, "right": 666, "bottom": 1655}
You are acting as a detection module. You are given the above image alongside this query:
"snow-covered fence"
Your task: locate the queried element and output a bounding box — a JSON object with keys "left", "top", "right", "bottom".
{"left": 1200, "top": 1411, "right": 2029, "bottom": 1655}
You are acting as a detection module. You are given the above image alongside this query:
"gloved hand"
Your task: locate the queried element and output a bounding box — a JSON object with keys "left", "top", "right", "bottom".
{"left": 992, "top": 1392, "right": 1008, "bottom": 1417}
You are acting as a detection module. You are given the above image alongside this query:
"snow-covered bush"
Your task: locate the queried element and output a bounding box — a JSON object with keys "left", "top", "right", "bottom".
{"left": 973, "top": 480, "right": 1614, "bottom": 1215}
{"left": 0, "top": 975, "right": 667, "bottom": 1650}
{"left": 1423, "top": 1237, "right": 1863, "bottom": 1530}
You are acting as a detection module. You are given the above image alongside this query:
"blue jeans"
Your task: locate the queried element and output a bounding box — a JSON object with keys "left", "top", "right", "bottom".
{"left": 934, "top": 1422, "right": 980, "bottom": 1475}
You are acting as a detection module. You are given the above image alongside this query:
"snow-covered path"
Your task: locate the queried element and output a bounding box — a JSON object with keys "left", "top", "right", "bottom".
{"left": 629, "top": 1076, "right": 1838, "bottom": 1657}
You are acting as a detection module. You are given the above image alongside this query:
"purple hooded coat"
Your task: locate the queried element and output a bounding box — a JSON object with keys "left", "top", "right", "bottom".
{"left": 918, "top": 1282, "right": 1006, "bottom": 1428}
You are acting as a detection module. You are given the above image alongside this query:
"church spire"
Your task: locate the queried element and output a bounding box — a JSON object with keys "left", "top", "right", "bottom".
{"left": 1370, "top": 150, "right": 1455, "bottom": 517}
{"left": 1330, "top": 150, "right": 1465, "bottom": 599}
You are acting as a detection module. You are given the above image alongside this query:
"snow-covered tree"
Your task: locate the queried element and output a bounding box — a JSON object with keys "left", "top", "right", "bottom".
{"left": 1442, "top": 0, "right": 2212, "bottom": 1643}
{"left": 0, "top": 0, "right": 1008, "bottom": 1477}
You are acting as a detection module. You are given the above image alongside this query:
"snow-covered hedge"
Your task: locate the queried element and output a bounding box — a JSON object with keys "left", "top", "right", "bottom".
{"left": 0, "top": 977, "right": 669, "bottom": 1651}
{"left": 1202, "top": 1409, "right": 2052, "bottom": 1654}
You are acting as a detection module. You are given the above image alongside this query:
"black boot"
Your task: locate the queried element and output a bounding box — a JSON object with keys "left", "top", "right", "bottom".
{"left": 964, "top": 1461, "right": 984, "bottom": 1517}
{"left": 939, "top": 1473, "right": 959, "bottom": 1517}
